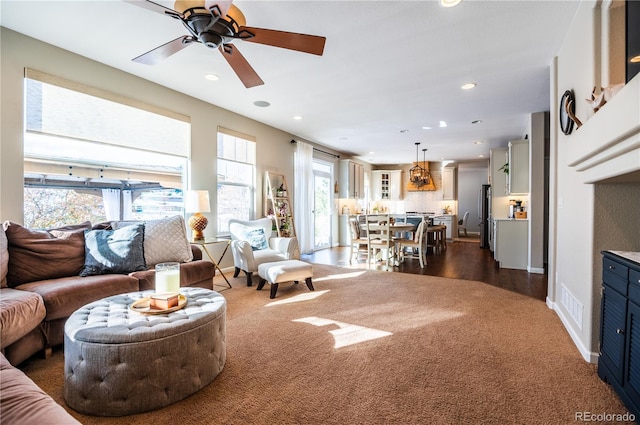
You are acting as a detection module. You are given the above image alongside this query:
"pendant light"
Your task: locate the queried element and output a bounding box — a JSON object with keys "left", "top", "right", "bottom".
{"left": 409, "top": 142, "right": 428, "bottom": 187}
{"left": 422, "top": 148, "right": 431, "bottom": 184}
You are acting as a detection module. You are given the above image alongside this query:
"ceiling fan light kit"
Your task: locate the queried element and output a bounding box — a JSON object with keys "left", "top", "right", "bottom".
{"left": 129, "top": 0, "right": 326, "bottom": 88}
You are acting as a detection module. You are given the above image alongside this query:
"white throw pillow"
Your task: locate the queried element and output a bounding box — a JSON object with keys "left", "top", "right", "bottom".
{"left": 113, "top": 215, "right": 193, "bottom": 266}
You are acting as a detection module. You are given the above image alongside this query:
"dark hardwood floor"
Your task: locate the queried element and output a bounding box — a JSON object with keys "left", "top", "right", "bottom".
{"left": 301, "top": 236, "right": 548, "bottom": 301}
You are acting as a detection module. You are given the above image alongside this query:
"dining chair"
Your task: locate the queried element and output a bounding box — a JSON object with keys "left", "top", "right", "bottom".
{"left": 365, "top": 214, "right": 393, "bottom": 268}
{"left": 348, "top": 217, "right": 369, "bottom": 264}
{"left": 458, "top": 211, "right": 470, "bottom": 237}
{"left": 398, "top": 219, "right": 427, "bottom": 268}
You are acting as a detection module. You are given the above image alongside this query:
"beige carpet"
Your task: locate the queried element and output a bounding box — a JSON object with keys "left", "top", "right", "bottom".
{"left": 22, "top": 265, "right": 628, "bottom": 424}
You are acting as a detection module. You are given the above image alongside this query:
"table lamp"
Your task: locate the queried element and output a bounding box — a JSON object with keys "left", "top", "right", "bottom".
{"left": 185, "top": 190, "right": 211, "bottom": 241}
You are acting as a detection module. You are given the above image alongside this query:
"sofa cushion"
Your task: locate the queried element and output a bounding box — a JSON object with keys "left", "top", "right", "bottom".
{"left": 131, "top": 260, "right": 215, "bottom": 291}
{"left": 112, "top": 215, "right": 193, "bottom": 266}
{"left": 0, "top": 288, "right": 46, "bottom": 349}
{"left": 15, "top": 274, "right": 140, "bottom": 321}
{"left": 3, "top": 221, "right": 91, "bottom": 287}
{"left": 0, "top": 353, "right": 81, "bottom": 424}
{"left": 1, "top": 225, "right": 8, "bottom": 288}
{"left": 80, "top": 224, "right": 147, "bottom": 277}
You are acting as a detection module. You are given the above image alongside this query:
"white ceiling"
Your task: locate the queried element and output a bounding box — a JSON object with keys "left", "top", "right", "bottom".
{"left": 0, "top": 0, "right": 580, "bottom": 165}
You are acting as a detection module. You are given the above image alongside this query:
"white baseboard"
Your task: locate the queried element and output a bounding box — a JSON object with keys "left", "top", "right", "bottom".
{"left": 528, "top": 266, "right": 545, "bottom": 274}
{"left": 546, "top": 297, "right": 599, "bottom": 363}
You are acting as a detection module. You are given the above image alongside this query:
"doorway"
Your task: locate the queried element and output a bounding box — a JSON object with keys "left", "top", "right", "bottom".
{"left": 313, "top": 160, "right": 332, "bottom": 250}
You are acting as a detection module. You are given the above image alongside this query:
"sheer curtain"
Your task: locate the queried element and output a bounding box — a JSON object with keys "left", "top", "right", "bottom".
{"left": 102, "top": 189, "right": 133, "bottom": 220}
{"left": 102, "top": 189, "right": 121, "bottom": 221}
{"left": 294, "top": 141, "right": 314, "bottom": 254}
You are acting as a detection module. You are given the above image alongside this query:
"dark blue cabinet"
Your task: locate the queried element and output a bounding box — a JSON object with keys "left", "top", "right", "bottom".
{"left": 598, "top": 251, "right": 640, "bottom": 417}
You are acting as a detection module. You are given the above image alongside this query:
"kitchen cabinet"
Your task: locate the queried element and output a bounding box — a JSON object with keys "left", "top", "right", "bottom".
{"left": 598, "top": 251, "right": 640, "bottom": 418}
{"left": 371, "top": 170, "right": 402, "bottom": 201}
{"left": 339, "top": 160, "right": 365, "bottom": 199}
{"left": 442, "top": 167, "right": 457, "bottom": 200}
{"left": 433, "top": 215, "right": 457, "bottom": 241}
{"left": 508, "top": 140, "right": 529, "bottom": 195}
{"left": 490, "top": 147, "right": 508, "bottom": 196}
{"left": 493, "top": 219, "right": 528, "bottom": 269}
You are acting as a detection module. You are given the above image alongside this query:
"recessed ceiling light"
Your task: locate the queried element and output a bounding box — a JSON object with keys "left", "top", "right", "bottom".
{"left": 204, "top": 74, "right": 219, "bottom": 81}
{"left": 439, "top": 121, "right": 447, "bottom": 128}
{"left": 440, "top": 0, "right": 462, "bottom": 7}
{"left": 631, "top": 55, "right": 640, "bottom": 63}
{"left": 472, "top": 120, "right": 482, "bottom": 124}
{"left": 474, "top": 140, "right": 484, "bottom": 145}
{"left": 253, "top": 100, "right": 270, "bottom": 107}
{"left": 369, "top": 152, "right": 375, "bottom": 155}
{"left": 478, "top": 154, "right": 485, "bottom": 158}
{"left": 422, "top": 126, "right": 432, "bottom": 130}
{"left": 293, "top": 115, "right": 303, "bottom": 120}
{"left": 461, "top": 82, "right": 476, "bottom": 90}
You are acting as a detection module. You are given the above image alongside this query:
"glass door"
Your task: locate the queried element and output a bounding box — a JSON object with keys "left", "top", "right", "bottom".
{"left": 313, "top": 161, "right": 332, "bottom": 250}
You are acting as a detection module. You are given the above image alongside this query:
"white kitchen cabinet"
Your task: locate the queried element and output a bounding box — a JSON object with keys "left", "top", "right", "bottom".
{"left": 339, "top": 160, "right": 365, "bottom": 199}
{"left": 508, "top": 140, "right": 529, "bottom": 195}
{"left": 442, "top": 167, "right": 457, "bottom": 200}
{"left": 371, "top": 170, "right": 402, "bottom": 201}
{"left": 493, "top": 219, "right": 528, "bottom": 269}
{"left": 433, "top": 215, "right": 457, "bottom": 241}
{"left": 490, "top": 147, "right": 508, "bottom": 196}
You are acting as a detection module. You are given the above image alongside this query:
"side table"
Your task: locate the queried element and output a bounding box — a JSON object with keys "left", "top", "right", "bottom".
{"left": 192, "top": 238, "right": 232, "bottom": 289}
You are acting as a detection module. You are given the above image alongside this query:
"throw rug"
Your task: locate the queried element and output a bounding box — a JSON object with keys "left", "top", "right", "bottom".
{"left": 22, "top": 264, "right": 628, "bottom": 425}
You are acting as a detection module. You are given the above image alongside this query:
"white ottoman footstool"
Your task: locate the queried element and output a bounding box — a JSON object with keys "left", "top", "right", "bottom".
{"left": 257, "top": 260, "right": 314, "bottom": 299}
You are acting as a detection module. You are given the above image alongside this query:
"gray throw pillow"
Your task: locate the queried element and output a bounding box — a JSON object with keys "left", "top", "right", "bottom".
{"left": 80, "top": 224, "right": 147, "bottom": 277}
{"left": 112, "top": 215, "right": 193, "bottom": 266}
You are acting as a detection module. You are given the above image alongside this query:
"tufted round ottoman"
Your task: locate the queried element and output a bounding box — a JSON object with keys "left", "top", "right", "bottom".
{"left": 63, "top": 287, "right": 226, "bottom": 416}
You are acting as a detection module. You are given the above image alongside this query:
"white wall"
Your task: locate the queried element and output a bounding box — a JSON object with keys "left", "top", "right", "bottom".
{"left": 0, "top": 28, "right": 343, "bottom": 267}
{"left": 550, "top": 1, "right": 640, "bottom": 361}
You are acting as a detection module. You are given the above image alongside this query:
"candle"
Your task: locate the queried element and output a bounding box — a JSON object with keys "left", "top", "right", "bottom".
{"left": 155, "top": 262, "right": 180, "bottom": 294}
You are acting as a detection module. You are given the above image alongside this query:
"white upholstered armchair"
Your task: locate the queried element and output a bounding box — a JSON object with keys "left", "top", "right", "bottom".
{"left": 228, "top": 218, "right": 299, "bottom": 286}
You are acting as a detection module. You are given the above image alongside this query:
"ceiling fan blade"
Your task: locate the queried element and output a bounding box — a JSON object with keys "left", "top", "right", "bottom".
{"left": 240, "top": 27, "right": 326, "bottom": 56}
{"left": 219, "top": 45, "right": 264, "bottom": 88}
{"left": 124, "top": 0, "right": 180, "bottom": 16}
{"left": 132, "top": 36, "right": 191, "bottom": 65}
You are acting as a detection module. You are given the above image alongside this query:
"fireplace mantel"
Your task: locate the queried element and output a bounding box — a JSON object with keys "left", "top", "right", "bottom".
{"left": 567, "top": 74, "right": 640, "bottom": 184}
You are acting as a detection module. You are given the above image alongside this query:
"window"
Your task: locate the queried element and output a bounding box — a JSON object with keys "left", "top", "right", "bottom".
{"left": 23, "top": 70, "right": 190, "bottom": 227}
{"left": 217, "top": 128, "right": 256, "bottom": 236}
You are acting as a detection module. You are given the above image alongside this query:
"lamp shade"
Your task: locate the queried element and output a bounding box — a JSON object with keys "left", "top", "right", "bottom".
{"left": 184, "top": 190, "right": 211, "bottom": 213}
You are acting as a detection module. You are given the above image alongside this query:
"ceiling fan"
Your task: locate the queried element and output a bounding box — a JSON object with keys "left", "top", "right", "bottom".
{"left": 127, "top": 0, "right": 326, "bottom": 88}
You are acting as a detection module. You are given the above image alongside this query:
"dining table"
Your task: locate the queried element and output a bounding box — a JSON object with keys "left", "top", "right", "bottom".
{"left": 366, "top": 222, "right": 416, "bottom": 267}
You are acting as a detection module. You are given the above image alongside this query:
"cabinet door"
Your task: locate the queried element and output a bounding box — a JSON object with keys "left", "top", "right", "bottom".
{"left": 355, "top": 163, "right": 365, "bottom": 199}
{"left": 508, "top": 140, "right": 529, "bottom": 194}
{"left": 625, "top": 300, "right": 640, "bottom": 406}
{"left": 490, "top": 148, "right": 508, "bottom": 196}
{"left": 600, "top": 284, "right": 628, "bottom": 384}
{"left": 442, "top": 168, "right": 456, "bottom": 200}
{"left": 389, "top": 171, "right": 402, "bottom": 200}
{"left": 371, "top": 171, "right": 382, "bottom": 200}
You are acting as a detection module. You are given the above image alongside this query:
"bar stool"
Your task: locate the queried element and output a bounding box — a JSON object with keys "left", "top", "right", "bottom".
{"left": 427, "top": 224, "right": 446, "bottom": 254}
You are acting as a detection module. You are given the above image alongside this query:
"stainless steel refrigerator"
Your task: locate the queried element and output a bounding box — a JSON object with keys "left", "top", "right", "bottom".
{"left": 478, "top": 184, "right": 491, "bottom": 249}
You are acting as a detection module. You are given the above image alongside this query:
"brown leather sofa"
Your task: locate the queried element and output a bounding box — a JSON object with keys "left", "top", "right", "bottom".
{"left": 0, "top": 218, "right": 216, "bottom": 366}
{"left": 0, "top": 352, "right": 80, "bottom": 424}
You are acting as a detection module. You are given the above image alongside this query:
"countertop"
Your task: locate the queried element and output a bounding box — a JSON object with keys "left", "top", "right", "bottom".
{"left": 608, "top": 251, "right": 640, "bottom": 265}
{"left": 493, "top": 218, "right": 529, "bottom": 221}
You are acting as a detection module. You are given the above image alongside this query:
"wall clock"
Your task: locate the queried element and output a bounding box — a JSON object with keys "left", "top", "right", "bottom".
{"left": 559, "top": 90, "right": 575, "bottom": 135}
